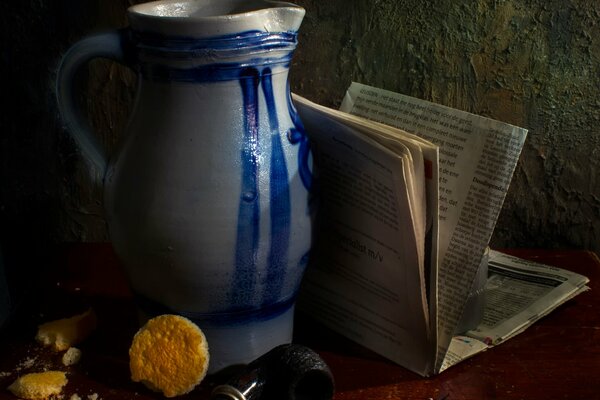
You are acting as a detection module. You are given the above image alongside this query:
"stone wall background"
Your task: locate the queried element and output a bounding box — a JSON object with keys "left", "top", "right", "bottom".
{"left": 1, "top": 0, "right": 599, "bottom": 256}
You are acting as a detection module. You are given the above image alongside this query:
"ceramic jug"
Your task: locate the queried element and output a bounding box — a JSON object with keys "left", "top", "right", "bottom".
{"left": 57, "top": 0, "right": 312, "bottom": 373}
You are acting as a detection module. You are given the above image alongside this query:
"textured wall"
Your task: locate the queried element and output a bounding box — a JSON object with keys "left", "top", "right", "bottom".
{"left": 291, "top": 0, "right": 600, "bottom": 252}
{"left": 1, "top": 0, "right": 599, "bottom": 254}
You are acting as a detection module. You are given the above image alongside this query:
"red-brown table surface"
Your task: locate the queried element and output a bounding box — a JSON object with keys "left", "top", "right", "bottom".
{"left": 0, "top": 244, "right": 598, "bottom": 400}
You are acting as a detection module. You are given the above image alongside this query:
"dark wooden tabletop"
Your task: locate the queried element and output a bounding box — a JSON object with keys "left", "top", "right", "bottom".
{"left": 0, "top": 244, "right": 598, "bottom": 400}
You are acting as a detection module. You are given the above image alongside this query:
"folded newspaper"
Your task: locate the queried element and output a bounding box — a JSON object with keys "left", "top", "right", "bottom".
{"left": 293, "top": 82, "right": 590, "bottom": 376}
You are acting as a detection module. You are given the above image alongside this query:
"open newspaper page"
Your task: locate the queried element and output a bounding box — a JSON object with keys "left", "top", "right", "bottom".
{"left": 467, "top": 250, "right": 590, "bottom": 344}
{"left": 292, "top": 98, "right": 442, "bottom": 358}
{"left": 440, "top": 250, "right": 590, "bottom": 372}
{"left": 340, "top": 82, "right": 528, "bottom": 372}
{"left": 293, "top": 95, "right": 433, "bottom": 375}
{"left": 344, "top": 120, "right": 441, "bottom": 341}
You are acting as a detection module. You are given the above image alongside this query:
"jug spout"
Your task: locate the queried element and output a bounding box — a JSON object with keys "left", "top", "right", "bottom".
{"left": 257, "top": 1, "right": 306, "bottom": 33}
{"left": 128, "top": 0, "right": 305, "bottom": 38}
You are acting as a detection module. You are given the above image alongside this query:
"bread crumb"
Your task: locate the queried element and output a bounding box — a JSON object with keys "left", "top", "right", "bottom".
{"left": 36, "top": 308, "right": 97, "bottom": 351}
{"left": 129, "top": 314, "right": 209, "bottom": 397}
{"left": 7, "top": 371, "right": 68, "bottom": 400}
{"left": 69, "top": 394, "right": 82, "bottom": 400}
{"left": 16, "top": 356, "right": 38, "bottom": 371}
{"left": 62, "top": 347, "right": 82, "bottom": 366}
{"left": 87, "top": 393, "right": 100, "bottom": 400}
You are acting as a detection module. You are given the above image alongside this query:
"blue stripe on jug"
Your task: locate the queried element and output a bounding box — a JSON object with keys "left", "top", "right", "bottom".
{"left": 232, "top": 67, "right": 261, "bottom": 309}
{"left": 231, "top": 65, "right": 296, "bottom": 311}
{"left": 131, "top": 30, "right": 297, "bottom": 82}
{"left": 133, "top": 30, "right": 297, "bottom": 57}
{"left": 261, "top": 67, "right": 291, "bottom": 306}
{"left": 140, "top": 56, "right": 293, "bottom": 82}
{"left": 286, "top": 88, "right": 313, "bottom": 191}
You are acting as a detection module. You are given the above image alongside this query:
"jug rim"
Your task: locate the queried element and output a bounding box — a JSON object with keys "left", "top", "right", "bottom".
{"left": 127, "top": 0, "right": 305, "bottom": 38}
{"left": 128, "top": 0, "right": 304, "bottom": 20}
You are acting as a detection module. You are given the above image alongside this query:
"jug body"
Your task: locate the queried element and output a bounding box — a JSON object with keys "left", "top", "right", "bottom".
{"left": 57, "top": 0, "right": 311, "bottom": 373}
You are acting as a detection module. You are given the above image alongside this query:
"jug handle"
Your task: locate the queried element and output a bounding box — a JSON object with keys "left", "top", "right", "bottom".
{"left": 56, "top": 30, "right": 131, "bottom": 185}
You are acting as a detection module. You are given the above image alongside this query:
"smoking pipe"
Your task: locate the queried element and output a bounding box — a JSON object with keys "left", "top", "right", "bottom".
{"left": 211, "top": 344, "right": 335, "bottom": 400}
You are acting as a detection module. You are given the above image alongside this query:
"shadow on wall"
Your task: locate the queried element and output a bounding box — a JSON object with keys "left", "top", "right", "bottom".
{"left": 1, "top": 0, "right": 135, "bottom": 246}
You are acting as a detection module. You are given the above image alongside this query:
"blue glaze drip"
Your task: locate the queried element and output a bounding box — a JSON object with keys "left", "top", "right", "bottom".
{"left": 287, "top": 89, "right": 313, "bottom": 190}
{"left": 232, "top": 67, "right": 261, "bottom": 309}
{"left": 261, "top": 67, "right": 290, "bottom": 305}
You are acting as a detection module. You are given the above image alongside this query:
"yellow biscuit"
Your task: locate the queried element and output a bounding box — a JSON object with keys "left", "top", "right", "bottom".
{"left": 35, "top": 308, "right": 97, "bottom": 352}
{"left": 129, "top": 314, "right": 209, "bottom": 397}
{"left": 7, "top": 371, "right": 68, "bottom": 400}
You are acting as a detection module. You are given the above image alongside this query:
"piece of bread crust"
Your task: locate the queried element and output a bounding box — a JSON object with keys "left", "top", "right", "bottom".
{"left": 35, "top": 308, "right": 97, "bottom": 352}
{"left": 7, "top": 371, "right": 68, "bottom": 400}
{"left": 129, "top": 314, "right": 209, "bottom": 397}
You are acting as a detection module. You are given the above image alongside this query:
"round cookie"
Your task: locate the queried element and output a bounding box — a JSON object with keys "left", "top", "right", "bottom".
{"left": 129, "top": 314, "right": 210, "bottom": 397}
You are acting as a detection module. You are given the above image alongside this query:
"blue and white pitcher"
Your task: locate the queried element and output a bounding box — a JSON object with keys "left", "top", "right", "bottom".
{"left": 57, "top": 0, "right": 312, "bottom": 373}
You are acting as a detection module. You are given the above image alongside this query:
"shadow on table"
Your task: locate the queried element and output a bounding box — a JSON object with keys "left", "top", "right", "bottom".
{"left": 293, "top": 311, "right": 425, "bottom": 394}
